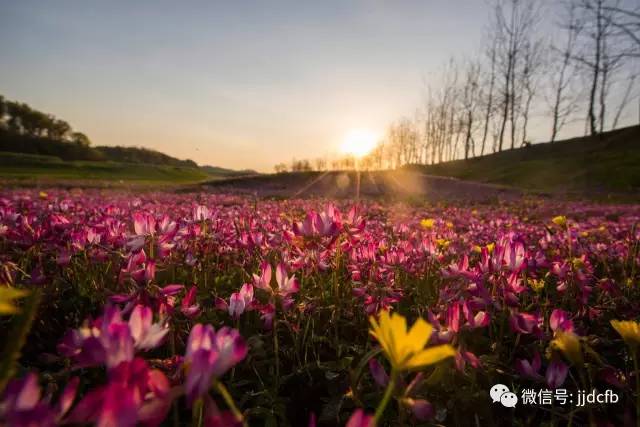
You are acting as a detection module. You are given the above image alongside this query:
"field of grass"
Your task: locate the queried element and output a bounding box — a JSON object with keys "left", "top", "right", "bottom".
{"left": 406, "top": 125, "right": 640, "bottom": 194}
{"left": 0, "top": 151, "right": 211, "bottom": 183}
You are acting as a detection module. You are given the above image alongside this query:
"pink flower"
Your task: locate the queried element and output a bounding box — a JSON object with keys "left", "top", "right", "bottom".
{"left": 252, "top": 261, "right": 272, "bottom": 291}
{"left": 58, "top": 305, "right": 167, "bottom": 369}
{"left": 133, "top": 212, "right": 156, "bottom": 236}
{"left": 181, "top": 286, "right": 202, "bottom": 318}
{"left": 184, "top": 324, "right": 248, "bottom": 404}
{"left": 549, "top": 309, "right": 574, "bottom": 333}
{"left": 128, "top": 305, "right": 169, "bottom": 350}
{"left": 68, "top": 358, "right": 170, "bottom": 427}
{"left": 275, "top": 263, "right": 300, "bottom": 297}
{"left": 215, "top": 284, "right": 254, "bottom": 319}
{"left": 509, "top": 311, "right": 543, "bottom": 338}
{"left": 346, "top": 409, "right": 374, "bottom": 427}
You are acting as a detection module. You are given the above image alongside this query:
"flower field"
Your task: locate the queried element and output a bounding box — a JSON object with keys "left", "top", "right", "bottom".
{"left": 0, "top": 189, "right": 639, "bottom": 426}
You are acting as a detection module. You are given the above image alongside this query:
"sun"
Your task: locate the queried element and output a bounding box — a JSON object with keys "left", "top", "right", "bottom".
{"left": 340, "top": 129, "right": 379, "bottom": 158}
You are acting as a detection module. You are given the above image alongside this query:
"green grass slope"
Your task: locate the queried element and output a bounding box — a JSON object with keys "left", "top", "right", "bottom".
{"left": 0, "top": 152, "right": 210, "bottom": 183}
{"left": 406, "top": 125, "right": 640, "bottom": 193}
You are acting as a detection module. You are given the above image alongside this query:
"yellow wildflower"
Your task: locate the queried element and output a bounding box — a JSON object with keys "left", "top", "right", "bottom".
{"left": 0, "top": 287, "right": 29, "bottom": 315}
{"left": 611, "top": 320, "right": 640, "bottom": 349}
{"left": 528, "top": 278, "right": 545, "bottom": 293}
{"left": 420, "top": 219, "right": 435, "bottom": 229}
{"left": 436, "top": 239, "right": 450, "bottom": 249}
{"left": 551, "top": 331, "right": 583, "bottom": 365}
{"left": 552, "top": 215, "right": 568, "bottom": 228}
{"left": 486, "top": 243, "right": 495, "bottom": 253}
{"left": 369, "top": 311, "right": 455, "bottom": 372}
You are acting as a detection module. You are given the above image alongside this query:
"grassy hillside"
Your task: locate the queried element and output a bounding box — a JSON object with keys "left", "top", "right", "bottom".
{"left": 0, "top": 152, "right": 210, "bottom": 183}
{"left": 0, "top": 129, "right": 254, "bottom": 183}
{"left": 405, "top": 125, "right": 640, "bottom": 193}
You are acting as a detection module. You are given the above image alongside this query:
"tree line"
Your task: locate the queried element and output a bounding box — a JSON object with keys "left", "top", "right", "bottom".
{"left": 0, "top": 94, "right": 91, "bottom": 146}
{"left": 277, "top": 0, "right": 640, "bottom": 173}
{"left": 0, "top": 94, "right": 199, "bottom": 167}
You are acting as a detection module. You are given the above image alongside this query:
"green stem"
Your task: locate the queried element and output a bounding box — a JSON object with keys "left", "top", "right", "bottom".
{"left": 213, "top": 380, "right": 246, "bottom": 426}
{"left": 192, "top": 398, "right": 203, "bottom": 427}
{"left": 373, "top": 370, "right": 396, "bottom": 424}
{"left": 273, "top": 310, "right": 280, "bottom": 391}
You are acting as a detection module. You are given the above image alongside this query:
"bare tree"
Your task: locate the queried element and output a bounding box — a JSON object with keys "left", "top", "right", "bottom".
{"left": 519, "top": 38, "right": 544, "bottom": 146}
{"left": 572, "top": 0, "right": 628, "bottom": 135}
{"left": 489, "top": 0, "right": 542, "bottom": 151}
{"left": 460, "top": 61, "right": 482, "bottom": 159}
{"left": 549, "top": 3, "right": 583, "bottom": 142}
{"left": 479, "top": 38, "right": 498, "bottom": 155}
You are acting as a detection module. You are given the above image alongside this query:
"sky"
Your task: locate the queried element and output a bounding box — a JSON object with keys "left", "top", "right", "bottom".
{"left": 0, "top": 1, "right": 636, "bottom": 171}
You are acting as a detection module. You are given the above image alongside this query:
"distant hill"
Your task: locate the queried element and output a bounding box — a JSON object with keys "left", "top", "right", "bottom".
{"left": 0, "top": 95, "right": 253, "bottom": 180}
{"left": 403, "top": 125, "right": 640, "bottom": 194}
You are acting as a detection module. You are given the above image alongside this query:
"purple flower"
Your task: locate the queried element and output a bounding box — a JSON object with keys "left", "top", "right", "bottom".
{"left": 0, "top": 373, "right": 78, "bottom": 427}
{"left": 515, "top": 351, "right": 543, "bottom": 381}
{"left": 403, "top": 398, "right": 434, "bottom": 421}
{"left": 546, "top": 359, "right": 569, "bottom": 389}
{"left": 368, "top": 358, "right": 389, "bottom": 388}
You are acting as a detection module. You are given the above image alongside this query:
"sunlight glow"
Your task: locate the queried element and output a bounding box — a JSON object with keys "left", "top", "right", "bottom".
{"left": 340, "top": 129, "right": 379, "bottom": 158}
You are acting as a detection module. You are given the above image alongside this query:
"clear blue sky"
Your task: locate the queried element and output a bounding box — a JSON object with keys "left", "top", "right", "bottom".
{"left": 2, "top": 1, "right": 634, "bottom": 171}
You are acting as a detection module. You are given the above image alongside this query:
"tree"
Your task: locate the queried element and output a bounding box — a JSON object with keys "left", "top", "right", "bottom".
{"left": 489, "top": 0, "right": 541, "bottom": 151}
{"left": 48, "top": 119, "right": 71, "bottom": 140}
{"left": 71, "top": 132, "right": 91, "bottom": 146}
{"left": 519, "top": 38, "right": 544, "bottom": 146}
{"left": 549, "top": 3, "right": 583, "bottom": 142}
{"left": 314, "top": 158, "right": 327, "bottom": 171}
{"left": 571, "top": 0, "right": 628, "bottom": 135}
{"left": 460, "top": 60, "right": 482, "bottom": 159}
{"left": 274, "top": 163, "right": 288, "bottom": 173}
{"left": 479, "top": 37, "right": 498, "bottom": 155}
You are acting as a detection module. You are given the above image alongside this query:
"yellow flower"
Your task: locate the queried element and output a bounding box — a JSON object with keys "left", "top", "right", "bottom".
{"left": 436, "top": 239, "right": 450, "bottom": 249}
{"left": 445, "top": 221, "right": 454, "bottom": 229}
{"left": 472, "top": 245, "right": 482, "bottom": 254}
{"left": 552, "top": 215, "right": 567, "bottom": 228}
{"left": 369, "top": 311, "right": 455, "bottom": 372}
{"left": 0, "top": 287, "right": 29, "bottom": 315}
{"left": 39, "top": 191, "right": 48, "bottom": 199}
{"left": 551, "top": 331, "right": 583, "bottom": 365}
{"left": 486, "top": 243, "right": 495, "bottom": 254}
{"left": 420, "top": 219, "right": 435, "bottom": 229}
{"left": 528, "top": 278, "right": 545, "bottom": 293}
{"left": 611, "top": 320, "right": 640, "bottom": 349}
